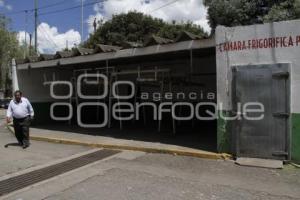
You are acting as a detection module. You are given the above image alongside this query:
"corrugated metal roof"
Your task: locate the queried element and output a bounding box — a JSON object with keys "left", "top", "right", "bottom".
{"left": 55, "top": 51, "right": 74, "bottom": 58}
{"left": 15, "top": 32, "right": 208, "bottom": 66}
{"left": 28, "top": 56, "right": 39, "bottom": 63}
{"left": 144, "top": 35, "right": 173, "bottom": 46}
{"left": 94, "top": 44, "right": 122, "bottom": 53}
{"left": 121, "top": 41, "right": 143, "bottom": 48}
{"left": 17, "top": 37, "right": 215, "bottom": 70}
{"left": 176, "top": 31, "right": 203, "bottom": 42}
{"left": 16, "top": 58, "right": 29, "bottom": 65}
{"left": 73, "top": 48, "right": 94, "bottom": 56}
{"left": 39, "top": 54, "right": 56, "bottom": 61}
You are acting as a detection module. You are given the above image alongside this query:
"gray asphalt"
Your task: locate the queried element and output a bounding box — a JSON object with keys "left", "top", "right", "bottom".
{"left": 43, "top": 153, "right": 300, "bottom": 200}
{"left": 0, "top": 110, "right": 92, "bottom": 177}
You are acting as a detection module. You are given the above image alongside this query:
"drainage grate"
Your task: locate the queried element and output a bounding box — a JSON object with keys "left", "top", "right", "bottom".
{"left": 0, "top": 149, "right": 119, "bottom": 196}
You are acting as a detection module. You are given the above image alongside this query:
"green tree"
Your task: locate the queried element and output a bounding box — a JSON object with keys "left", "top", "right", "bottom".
{"left": 204, "top": 0, "right": 300, "bottom": 31}
{"left": 157, "top": 20, "right": 206, "bottom": 40}
{"left": 0, "top": 14, "right": 23, "bottom": 96}
{"left": 264, "top": 0, "right": 300, "bottom": 22}
{"left": 84, "top": 11, "right": 207, "bottom": 48}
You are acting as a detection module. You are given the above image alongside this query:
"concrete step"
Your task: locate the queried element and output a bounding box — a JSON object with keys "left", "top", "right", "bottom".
{"left": 235, "top": 157, "right": 283, "bottom": 169}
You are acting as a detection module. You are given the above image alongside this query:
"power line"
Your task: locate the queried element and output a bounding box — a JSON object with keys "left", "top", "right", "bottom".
{"left": 38, "top": 0, "right": 68, "bottom": 10}
{"left": 37, "top": 20, "right": 60, "bottom": 50}
{"left": 2, "top": 9, "right": 29, "bottom": 16}
{"left": 84, "top": 0, "right": 180, "bottom": 25}
{"left": 27, "top": 16, "right": 61, "bottom": 52}
{"left": 38, "top": 0, "right": 106, "bottom": 40}
{"left": 85, "top": 0, "right": 181, "bottom": 24}
{"left": 4, "top": 0, "right": 180, "bottom": 17}
{"left": 148, "top": 0, "right": 180, "bottom": 13}
{"left": 38, "top": 24, "right": 61, "bottom": 51}
{"left": 3, "top": 0, "right": 68, "bottom": 16}
{"left": 39, "top": 0, "right": 107, "bottom": 16}
{"left": 14, "top": 0, "right": 182, "bottom": 52}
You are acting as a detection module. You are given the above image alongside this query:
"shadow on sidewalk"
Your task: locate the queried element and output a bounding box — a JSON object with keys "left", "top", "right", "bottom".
{"left": 32, "top": 120, "right": 217, "bottom": 152}
{"left": 4, "top": 142, "right": 21, "bottom": 148}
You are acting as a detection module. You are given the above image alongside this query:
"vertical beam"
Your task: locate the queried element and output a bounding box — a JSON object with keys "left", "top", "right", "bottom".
{"left": 34, "top": 0, "right": 38, "bottom": 53}
{"left": 190, "top": 49, "right": 193, "bottom": 78}
{"left": 29, "top": 34, "right": 32, "bottom": 56}
{"left": 81, "top": 0, "right": 84, "bottom": 41}
{"left": 24, "top": 10, "right": 28, "bottom": 58}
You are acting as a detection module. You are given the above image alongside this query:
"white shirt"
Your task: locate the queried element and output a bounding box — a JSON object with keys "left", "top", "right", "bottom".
{"left": 6, "top": 97, "right": 34, "bottom": 119}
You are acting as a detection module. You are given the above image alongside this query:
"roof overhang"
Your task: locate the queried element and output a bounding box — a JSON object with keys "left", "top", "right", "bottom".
{"left": 17, "top": 38, "right": 215, "bottom": 70}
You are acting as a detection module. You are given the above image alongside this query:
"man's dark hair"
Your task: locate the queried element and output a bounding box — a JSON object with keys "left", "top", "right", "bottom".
{"left": 14, "top": 90, "right": 22, "bottom": 96}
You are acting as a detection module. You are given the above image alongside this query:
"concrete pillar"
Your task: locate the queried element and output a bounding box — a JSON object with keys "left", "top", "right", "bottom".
{"left": 11, "top": 59, "right": 19, "bottom": 93}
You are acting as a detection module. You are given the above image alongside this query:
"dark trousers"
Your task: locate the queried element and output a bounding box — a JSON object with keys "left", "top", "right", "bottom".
{"left": 13, "top": 116, "right": 31, "bottom": 146}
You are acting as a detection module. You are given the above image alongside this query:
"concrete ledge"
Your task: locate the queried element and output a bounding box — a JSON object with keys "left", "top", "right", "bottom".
{"left": 6, "top": 125, "right": 232, "bottom": 160}
{"left": 236, "top": 157, "right": 283, "bottom": 169}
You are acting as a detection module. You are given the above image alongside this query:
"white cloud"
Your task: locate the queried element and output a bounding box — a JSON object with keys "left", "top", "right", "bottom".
{"left": 5, "top": 4, "right": 12, "bottom": 11}
{"left": 18, "top": 22, "right": 81, "bottom": 54}
{"left": 88, "top": 0, "right": 210, "bottom": 33}
{"left": 0, "top": 0, "right": 12, "bottom": 10}
{"left": 194, "top": 19, "right": 210, "bottom": 33}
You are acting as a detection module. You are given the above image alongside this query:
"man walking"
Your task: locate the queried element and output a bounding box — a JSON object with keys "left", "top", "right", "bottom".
{"left": 6, "top": 90, "right": 34, "bottom": 149}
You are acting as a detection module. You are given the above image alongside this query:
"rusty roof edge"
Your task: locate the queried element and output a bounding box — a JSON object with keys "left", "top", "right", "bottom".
{"left": 17, "top": 38, "right": 215, "bottom": 70}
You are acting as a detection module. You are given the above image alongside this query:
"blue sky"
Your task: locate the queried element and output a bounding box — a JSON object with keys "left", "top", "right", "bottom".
{"left": 1, "top": 0, "right": 94, "bottom": 39}
{"left": 0, "top": 0, "right": 209, "bottom": 53}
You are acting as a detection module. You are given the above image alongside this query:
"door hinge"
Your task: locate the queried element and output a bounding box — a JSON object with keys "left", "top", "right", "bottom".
{"left": 272, "top": 71, "right": 289, "bottom": 79}
{"left": 272, "top": 151, "right": 288, "bottom": 157}
{"left": 273, "top": 112, "right": 289, "bottom": 118}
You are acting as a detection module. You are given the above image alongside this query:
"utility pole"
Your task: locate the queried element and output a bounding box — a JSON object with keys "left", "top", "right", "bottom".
{"left": 81, "top": 0, "right": 84, "bottom": 41}
{"left": 34, "top": 0, "right": 38, "bottom": 54}
{"left": 24, "top": 10, "right": 28, "bottom": 58}
{"left": 29, "top": 34, "right": 32, "bottom": 56}
{"left": 25, "top": 11, "right": 28, "bottom": 46}
{"left": 93, "top": 18, "right": 97, "bottom": 33}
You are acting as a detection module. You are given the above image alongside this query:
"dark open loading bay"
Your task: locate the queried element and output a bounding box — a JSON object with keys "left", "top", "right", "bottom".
{"left": 17, "top": 36, "right": 217, "bottom": 152}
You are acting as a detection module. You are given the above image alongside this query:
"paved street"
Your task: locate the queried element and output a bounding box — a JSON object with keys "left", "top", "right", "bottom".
{"left": 0, "top": 109, "right": 300, "bottom": 200}
{"left": 1, "top": 1, "right": 300, "bottom": 199}
{"left": 44, "top": 158, "right": 300, "bottom": 200}
{"left": 2, "top": 147, "right": 300, "bottom": 200}
{"left": 0, "top": 109, "right": 92, "bottom": 177}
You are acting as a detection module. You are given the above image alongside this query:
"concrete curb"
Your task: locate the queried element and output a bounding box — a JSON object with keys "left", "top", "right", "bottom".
{"left": 6, "top": 125, "right": 232, "bottom": 160}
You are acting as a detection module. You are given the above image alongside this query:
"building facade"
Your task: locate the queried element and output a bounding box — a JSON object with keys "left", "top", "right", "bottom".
{"left": 14, "top": 20, "right": 300, "bottom": 163}
{"left": 216, "top": 19, "right": 300, "bottom": 162}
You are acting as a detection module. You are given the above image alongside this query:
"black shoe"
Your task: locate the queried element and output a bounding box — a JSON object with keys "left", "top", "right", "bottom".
{"left": 23, "top": 144, "right": 29, "bottom": 149}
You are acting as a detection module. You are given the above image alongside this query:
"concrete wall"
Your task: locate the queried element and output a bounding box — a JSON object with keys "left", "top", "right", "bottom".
{"left": 216, "top": 20, "right": 300, "bottom": 162}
